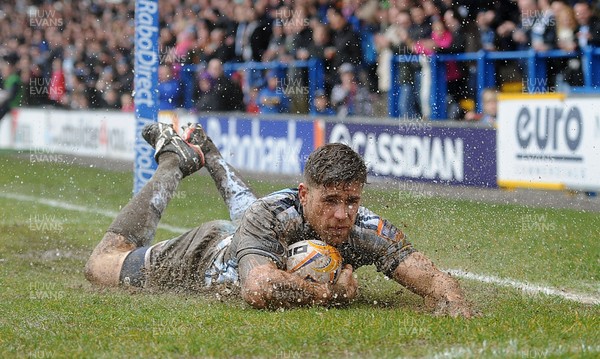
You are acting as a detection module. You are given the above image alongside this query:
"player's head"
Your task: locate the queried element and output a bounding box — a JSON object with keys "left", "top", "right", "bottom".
{"left": 303, "top": 143, "right": 367, "bottom": 187}
{"left": 299, "top": 143, "right": 367, "bottom": 246}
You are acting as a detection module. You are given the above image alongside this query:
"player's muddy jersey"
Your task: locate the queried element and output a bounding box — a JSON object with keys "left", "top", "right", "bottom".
{"left": 224, "top": 188, "right": 415, "bottom": 278}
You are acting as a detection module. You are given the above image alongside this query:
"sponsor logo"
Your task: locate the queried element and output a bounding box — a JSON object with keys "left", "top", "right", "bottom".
{"left": 515, "top": 105, "right": 582, "bottom": 162}
{"left": 329, "top": 124, "right": 464, "bottom": 181}
{"left": 133, "top": 0, "right": 160, "bottom": 193}
{"left": 204, "top": 118, "right": 304, "bottom": 175}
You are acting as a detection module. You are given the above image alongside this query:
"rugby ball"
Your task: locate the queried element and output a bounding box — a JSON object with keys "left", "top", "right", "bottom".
{"left": 286, "top": 240, "right": 342, "bottom": 283}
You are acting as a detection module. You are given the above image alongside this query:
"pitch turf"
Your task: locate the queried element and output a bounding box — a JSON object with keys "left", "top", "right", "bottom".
{"left": 0, "top": 151, "right": 598, "bottom": 358}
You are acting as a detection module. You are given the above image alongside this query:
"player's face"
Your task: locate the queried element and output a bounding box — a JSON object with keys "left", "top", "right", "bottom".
{"left": 299, "top": 181, "right": 363, "bottom": 247}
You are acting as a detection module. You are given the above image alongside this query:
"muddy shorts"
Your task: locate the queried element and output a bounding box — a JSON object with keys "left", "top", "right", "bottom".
{"left": 119, "top": 220, "right": 237, "bottom": 291}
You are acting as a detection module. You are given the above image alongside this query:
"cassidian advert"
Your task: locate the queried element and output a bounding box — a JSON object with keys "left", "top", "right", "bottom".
{"left": 326, "top": 122, "right": 496, "bottom": 187}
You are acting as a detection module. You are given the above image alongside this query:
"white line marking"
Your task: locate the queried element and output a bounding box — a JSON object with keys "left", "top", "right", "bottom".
{"left": 0, "top": 192, "right": 190, "bottom": 234}
{"left": 428, "top": 339, "right": 600, "bottom": 359}
{"left": 447, "top": 269, "right": 600, "bottom": 305}
{"left": 3, "top": 192, "right": 599, "bottom": 305}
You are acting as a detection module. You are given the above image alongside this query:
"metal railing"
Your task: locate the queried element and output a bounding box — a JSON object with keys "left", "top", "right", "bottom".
{"left": 389, "top": 47, "right": 600, "bottom": 120}
{"left": 180, "top": 48, "right": 600, "bottom": 120}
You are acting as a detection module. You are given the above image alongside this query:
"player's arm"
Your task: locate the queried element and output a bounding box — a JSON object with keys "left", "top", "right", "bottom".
{"left": 239, "top": 253, "right": 357, "bottom": 309}
{"left": 392, "top": 251, "right": 476, "bottom": 318}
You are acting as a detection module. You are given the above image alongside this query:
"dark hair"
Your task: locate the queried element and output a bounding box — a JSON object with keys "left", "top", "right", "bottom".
{"left": 303, "top": 143, "right": 367, "bottom": 187}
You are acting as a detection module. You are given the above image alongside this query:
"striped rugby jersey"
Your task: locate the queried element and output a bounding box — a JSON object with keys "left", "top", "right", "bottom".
{"left": 223, "top": 188, "right": 415, "bottom": 279}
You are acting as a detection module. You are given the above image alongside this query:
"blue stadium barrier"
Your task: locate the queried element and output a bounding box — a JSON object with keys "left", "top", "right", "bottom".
{"left": 179, "top": 48, "right": 600, "bottom": 120}
{"left": 390, "top": 47, "right": 600, "bottom": 120}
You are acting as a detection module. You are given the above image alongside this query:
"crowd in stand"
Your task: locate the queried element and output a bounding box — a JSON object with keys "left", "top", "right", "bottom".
{"left": 1, "top": 0, "right": 600, "bottom": 121}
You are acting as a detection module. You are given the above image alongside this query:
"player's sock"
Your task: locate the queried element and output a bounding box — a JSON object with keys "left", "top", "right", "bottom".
{"left": 183, "top": 123, "right": 257, "bottom": 223}
{"left": 107, "top": 153, "right": 182, "bottom": 247}
{"left": 206, "top": 155, "right": 258, "bottom": 224}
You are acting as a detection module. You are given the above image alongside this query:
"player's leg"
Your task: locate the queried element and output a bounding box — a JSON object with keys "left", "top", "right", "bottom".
{"left": 85, "top": 123, "right": 204, "bottom": 286}
{"left": 184, "top": 123, "right": 257, "bottom": 224}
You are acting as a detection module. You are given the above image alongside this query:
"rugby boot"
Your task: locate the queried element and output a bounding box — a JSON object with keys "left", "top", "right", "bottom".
{"left": 142, "top": 122, "right": 205, "bottom": 177}
{"left": 180, "top": 122, "right": 219, "bottom": 156}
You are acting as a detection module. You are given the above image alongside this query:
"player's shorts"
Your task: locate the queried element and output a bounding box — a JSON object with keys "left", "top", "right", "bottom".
{"left": 119, "top": 220, "right": 236, "bottom": 291}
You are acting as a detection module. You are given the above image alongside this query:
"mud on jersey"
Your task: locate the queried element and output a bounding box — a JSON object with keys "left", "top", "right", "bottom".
{"left": 222, "top": 188, "right": 415, "bottom": 279}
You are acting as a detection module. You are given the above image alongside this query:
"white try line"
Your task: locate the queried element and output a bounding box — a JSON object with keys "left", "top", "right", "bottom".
{"left": 0, "top": 192, "right": 190, "bottom": 234}
{"left": 446, "top": 269, "right": 600, "bottom": 305}
{"left": 428, "top": 339, "right": 600, "bottom": 359}
{"left": 3, "top": 192, "right": 600, "bottom": 305}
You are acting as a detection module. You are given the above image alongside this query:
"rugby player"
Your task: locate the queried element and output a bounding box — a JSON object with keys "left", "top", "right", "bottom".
{"left": 85, "top": 123, "right": 477, "bottom": 317}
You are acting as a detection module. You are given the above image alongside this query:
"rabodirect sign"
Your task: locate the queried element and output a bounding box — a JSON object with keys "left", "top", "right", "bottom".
{"left": 326, "top": 122, "right": 497, "bottom": 187}
{"left": 497, "top": 95, "right": 600, "bottom": 190}
{"left": 133, "top": 0, "right": 159, "bottom": 194}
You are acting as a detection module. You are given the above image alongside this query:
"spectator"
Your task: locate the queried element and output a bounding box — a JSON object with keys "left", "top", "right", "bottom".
{"left": 315, "top": 0, "right": 330, "bottom": 23}
{"left": 102, "top": 89, "right": 121, "bottom": 110}
{"left": 554, "top": 0, "right": 600, "bottom": 87}
{"left": 510, "top": 0, "right": 556, "bottom": 52}
{"left": 327, "top": 7, "right": 362, "bottom": 72}
{"left": 158, "top": 65, "right": 181, "bottom": 111}
{"left": 49, "top": 58, "right": 66, "bottom": 105}
{"left": 249, "top": 1, "right": 273, "bottom": 62}
{"left": 494, "top": 1, "right": 523, "bottom": 52}
{"left": 552, "top": 1, "right": 581, "bottom": 88}
{"left": 2, "top": 0, "right": 597, "bottom": 118}
{"left": 234, "top": 4, "right": 272, "bottom": 63}
{"left": 574, "top": 0, "right": 600, "bottom": 48}
{"left": 197, "top": 71, "right": 216, "bottom": 112}
{"left": 423, "top": 0, "right": 442, "bottom": 20}
{"left": 114, "top": 62, "right": 133, "bottom": 95}
{"left": 204, "top": 28, "right": 235, "bottom": 63}
{"left": 407, "top": 5, "right": 433, "bottom": 119}
{"left": 304, "top": 23, "right": 335, "bottom": 94}
{"left": 408, "top": 6, "right": 433, "bottom": 43}
{"left": 0, "top": 58, "right": 23, "bottom": 121}
{"left": 356, "top": 0, "right": 381, "bottom": 93}
{"left": 531, "top": 0, "right": 557, "bottom": 52}
{"left": 245, "top": 86, "right": 261, "bottom": 114}
{"left": 121, "top": 93, "right": 134, "bottom": 112}
{"left": 465, "top": 88, "right": 497, "bottom": 125}
{"left": 374, "top": 7, "right": 397, "bottom": 96}
{"left": 376, "top": 9, "right": 420, "bottom": 119}
{"left": 288, "top": 9, "right": 312, "bottom": 62}
{"left": 233, "top": 4, "right": 255, "bottom": 62}
{"left": 69, "top": 91, "right": 89, "bottom": 110}
{"left": 476, "top": 10, "right": 497, "bottom": 51}
{"left": 440, "top": 10, "right": 469, "bottom": 119}
{"left": 257, "top": 70, "right": 290, "bottom": 114}
{"left": 313, "top": 89, "right": 336, "bottom": 116}
{"left": 197, "top": 59, "right": 244, "bottom": 112}
{"left": 24, "top": 63, "right": 49, "bottom": 107}
{"left": 262, "top": 19, "right": 288, "bottom": 62}
{"left": 286, "top": 9, "right": 312, "bottom": 114}
{"left": 554, "top": 1, "right": 578, "bottom": 52}
{"left": 331, "top": 63, "right": 372, "bottom": 118}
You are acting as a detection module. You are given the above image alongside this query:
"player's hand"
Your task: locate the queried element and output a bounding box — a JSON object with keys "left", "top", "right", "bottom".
{"left": 328, "top": 264, "right": 358, "bottom": 305}
{"left": 427, "top": 296, "right": 481, "bottom": 319}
